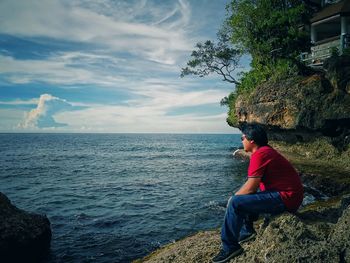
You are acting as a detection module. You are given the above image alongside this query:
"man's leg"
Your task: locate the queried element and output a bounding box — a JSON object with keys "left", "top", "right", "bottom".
{"left": 221, "top": 191, "right": 285, "bottom": 252}
{"left": 239, "top": 214, "right": 258, "bottom": 243}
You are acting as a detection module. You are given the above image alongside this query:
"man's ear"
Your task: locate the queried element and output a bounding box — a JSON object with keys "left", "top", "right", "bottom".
{"left": 250, "top": 140, "right": 255, "bottom": 144}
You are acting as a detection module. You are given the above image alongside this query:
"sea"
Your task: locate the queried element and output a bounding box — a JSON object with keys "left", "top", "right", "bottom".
{"left": 0, "top": 133, "right": 248, "bottom": 263}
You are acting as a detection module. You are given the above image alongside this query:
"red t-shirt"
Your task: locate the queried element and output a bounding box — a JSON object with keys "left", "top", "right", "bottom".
{"left": 248, "top": 146, "right": 303, "bottom": 212}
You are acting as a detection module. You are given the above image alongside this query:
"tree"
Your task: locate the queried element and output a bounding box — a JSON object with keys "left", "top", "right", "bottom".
{"left": 180, "top": 27, "right": 242, "bottom": 85}
{"left": 228, "top": 0, "right": 313, "bottom": 65}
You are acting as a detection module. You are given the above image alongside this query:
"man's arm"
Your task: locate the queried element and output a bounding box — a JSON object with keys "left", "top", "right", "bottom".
{"left": 235, "top": 178, "right": 261, "bottom": 195}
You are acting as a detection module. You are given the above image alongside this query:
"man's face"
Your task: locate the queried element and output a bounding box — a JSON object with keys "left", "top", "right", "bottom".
{"left": 241, "top": 134, "right": 253, "bottom": 152}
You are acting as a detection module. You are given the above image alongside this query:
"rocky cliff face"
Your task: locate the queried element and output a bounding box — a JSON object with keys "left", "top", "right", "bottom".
{"left": 0, "top": 192, "right": 52, "bottom": 262}
{"left": 235, "top": 56, "right": 350, "bottom": 151}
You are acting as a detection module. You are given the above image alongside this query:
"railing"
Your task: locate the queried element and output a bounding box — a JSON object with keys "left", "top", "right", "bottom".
{"left": 301, "top": 37, "right": 340, "bottom": 66}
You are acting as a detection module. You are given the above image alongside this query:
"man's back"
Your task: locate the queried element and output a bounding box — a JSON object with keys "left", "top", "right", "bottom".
{"left": 248, "top": 146, "right": 303, "bottom": 212}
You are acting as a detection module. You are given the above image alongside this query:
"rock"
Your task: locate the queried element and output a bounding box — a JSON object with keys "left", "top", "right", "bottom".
{"left": 136, "top": 195, "right": 350, "bottom": 263}
{"left": 0, "top": 192, "right": 52, "bottom": 262}
{"left": 329, "top": 204, "right": 350, "bottom": 262}
{"left": 234, "top": 71, "right": 350, "bottom": 148}
{"left": 323, "top": 55, "right": 350, "bottom": 92}
{"left": 133, "top": 230, "right": 222, "bottom": 263}
{"left": 232, "top": 149, "right": 251, "bottom": 161}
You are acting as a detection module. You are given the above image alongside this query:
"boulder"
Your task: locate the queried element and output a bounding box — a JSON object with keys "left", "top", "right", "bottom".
{"left": 0, "top": 192, "right": 51, "bottom": 262}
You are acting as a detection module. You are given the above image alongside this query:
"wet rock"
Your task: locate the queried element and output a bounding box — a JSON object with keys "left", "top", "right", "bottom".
{"left": 0, "top": 192, "right": 51, "bottom": 262}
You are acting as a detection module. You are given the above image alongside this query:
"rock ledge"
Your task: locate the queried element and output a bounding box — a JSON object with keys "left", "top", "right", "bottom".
{"left": 135, "top": 195, "right": 350, "bottom": 263}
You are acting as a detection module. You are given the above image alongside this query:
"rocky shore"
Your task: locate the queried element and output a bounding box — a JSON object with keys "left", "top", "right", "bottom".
{"left": 135, "top": 196, "right": 350, "bottom": 263}
{"left": 134, "top": 162, "right": 350, "bottom": 263}
{"left": 135, "top": 136, "right": 350, "bottom": 262}
{"left": 0, "top": 192, "right": 52, "bottom": 263}
{"left": 135, "top": 56, "right": 350, "bottom": 262}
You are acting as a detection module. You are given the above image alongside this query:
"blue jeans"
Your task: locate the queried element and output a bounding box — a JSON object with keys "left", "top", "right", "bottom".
{"left": 221, "top": 191, "right": 286, "bottom": 252}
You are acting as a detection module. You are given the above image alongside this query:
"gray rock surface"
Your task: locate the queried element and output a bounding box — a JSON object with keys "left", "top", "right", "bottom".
{"left": 136, "top": 195, "right": 350, "bottom": 263}
{"left": 0, "top": 192, "right": 52, "bottom": 262}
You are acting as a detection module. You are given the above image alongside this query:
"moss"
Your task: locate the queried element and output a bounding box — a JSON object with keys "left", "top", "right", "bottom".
{"left": 300, "top": 196, "right": 342, "bottom": 213}
{"left": 270, "top": 140, "right": 350, "bottom": 198}
{"left": 270, "top": 139, "right": 350, "bottom": 173}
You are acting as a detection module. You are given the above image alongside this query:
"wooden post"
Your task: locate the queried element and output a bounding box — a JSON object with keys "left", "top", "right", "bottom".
{"left": 340, "top": 16, "right": 350, "bottom": 53}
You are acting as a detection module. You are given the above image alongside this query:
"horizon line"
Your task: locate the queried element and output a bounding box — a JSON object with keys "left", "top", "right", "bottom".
{"left": 0, "top": 131, "right": 241, "bottom": 135}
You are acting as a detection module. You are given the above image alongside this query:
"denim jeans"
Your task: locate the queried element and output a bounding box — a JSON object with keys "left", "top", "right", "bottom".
{"left": 221, "top": 191, "right": 286, "bottom": 252}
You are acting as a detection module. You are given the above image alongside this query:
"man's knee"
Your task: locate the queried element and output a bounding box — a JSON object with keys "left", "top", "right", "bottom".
{"left": 227, "top": 195, "right": 241, "bottom": 211}
{"left": 228, "top": 195, "right": 250, "bottom": 213}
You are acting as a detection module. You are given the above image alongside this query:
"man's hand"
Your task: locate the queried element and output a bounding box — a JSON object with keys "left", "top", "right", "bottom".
{"left": 235, "top": 178, "right": 261, "bottom": 195}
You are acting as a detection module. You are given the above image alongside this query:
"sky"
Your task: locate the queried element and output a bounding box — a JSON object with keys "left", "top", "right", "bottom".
{"left": 0, "top": 0, "right": 247, "bottom": 133}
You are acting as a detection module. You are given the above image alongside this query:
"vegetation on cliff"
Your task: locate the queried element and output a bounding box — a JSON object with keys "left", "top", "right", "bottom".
{"left": 181, "top": 0, "right": 320, "bottom": 125}
{"left": 182, "top": 0, "right": 350, "bottom": 163}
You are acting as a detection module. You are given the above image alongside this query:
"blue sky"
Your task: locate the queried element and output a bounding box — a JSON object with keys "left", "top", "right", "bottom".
{"left": 0, "top": 0, "right": 246, "bottom": 133}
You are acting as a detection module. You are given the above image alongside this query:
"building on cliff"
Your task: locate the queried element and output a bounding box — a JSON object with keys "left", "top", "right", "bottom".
{"left": 302, "top": 0, "right": 350, "bottom": 66}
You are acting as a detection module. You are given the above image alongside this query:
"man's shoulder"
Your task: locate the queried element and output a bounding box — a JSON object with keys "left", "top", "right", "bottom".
{"left": 254, "top": 146, "right": 283, "bottom": 160}
{"left": 255, "top": 146, "right": 275, "bottom": 155}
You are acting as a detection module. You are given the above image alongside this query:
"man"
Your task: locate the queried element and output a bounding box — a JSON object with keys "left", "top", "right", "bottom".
{"left": 212, "top": 123, "right": 304, "bottom": 263}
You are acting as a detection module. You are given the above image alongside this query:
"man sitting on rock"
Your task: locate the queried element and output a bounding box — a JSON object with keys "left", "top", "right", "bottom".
{"left": 212, "top": 123, "right": 304, "bottom": 263}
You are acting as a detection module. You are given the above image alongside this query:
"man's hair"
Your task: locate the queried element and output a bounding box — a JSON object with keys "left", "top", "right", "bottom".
{"left": 241, "top": 123, "right": 268, "bottom": 146}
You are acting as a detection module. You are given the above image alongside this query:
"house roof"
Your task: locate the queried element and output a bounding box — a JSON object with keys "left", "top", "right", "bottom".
{"left": 311, "top": 0, "right": 350, "bottom": 23}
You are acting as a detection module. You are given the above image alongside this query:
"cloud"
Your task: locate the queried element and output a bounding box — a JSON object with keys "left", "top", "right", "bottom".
{"left": 0, "top": 53, "right": 127, "bottom": 86}
{"left": 0, "top": 0, "right": 193, "bottom": 65}
{"left": 51, "top": 88, "right": 233, "bottom": 133}
{"left": 55, "top": 105, "right": 233, "bottom": 133}
{"left": 0, "top": 98, "right": 39, "bottom": 105}
{"left": 18, "top": 94, "right": 73, "bottom": 129}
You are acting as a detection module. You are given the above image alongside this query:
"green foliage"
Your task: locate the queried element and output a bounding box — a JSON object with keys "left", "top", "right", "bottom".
{"left": 343, "top": 47, "right": 350, "bottom": 56}
{"left": 228, "top": 0, "right": 312, "bottom": 64}
{"left": 330, "top": 47, "right": 340, "bottom": 57}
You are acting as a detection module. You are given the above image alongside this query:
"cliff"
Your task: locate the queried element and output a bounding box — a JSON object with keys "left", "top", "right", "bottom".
{"left": 0, "top": 192, "right": 52, "bottom": 262}
{"left": 234, "top": 56, "right": 350, "bottom": 155}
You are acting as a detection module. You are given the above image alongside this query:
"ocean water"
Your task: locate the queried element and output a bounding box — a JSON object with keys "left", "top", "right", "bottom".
{"left": 0, "top": 133, "right": 248, "bottom": 263}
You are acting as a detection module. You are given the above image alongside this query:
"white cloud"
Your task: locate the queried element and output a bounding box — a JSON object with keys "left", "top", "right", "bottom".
{"left": 52, "top": 88, "right": 234, "bottom": 133}
{"left": 0, "top": 0, "right": 192, "bottom": 65}
{"left": 0, "top": 98, "right": 39, "bottom": 105}
{"left": 0, "top": 53, "right": 127, "bottom": 86}
{"left": 55, "top": 105, "right": 234, "bottom": 133}
{"left": 18, "top": 94, "right": 73, "bottom": 129}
